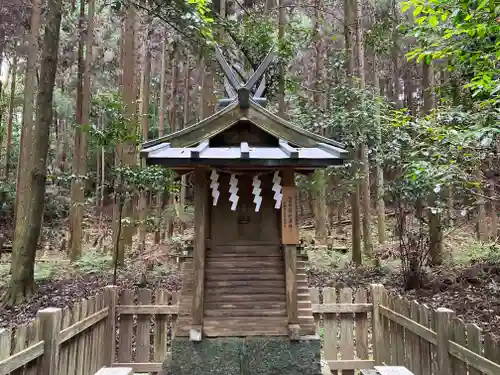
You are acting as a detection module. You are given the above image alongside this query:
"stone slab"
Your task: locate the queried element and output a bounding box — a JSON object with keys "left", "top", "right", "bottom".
{"left": 244, "top": 336, "right": 322, "bottom": 375}
{"left": 165, "top": 336, "right": 322, "bottom": 375}
{"left": 166, "top": 337, "right": 242, "bottom": 375}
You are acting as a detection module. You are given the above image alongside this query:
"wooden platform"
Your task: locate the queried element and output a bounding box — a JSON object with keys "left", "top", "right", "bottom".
{"left": 174, "top": 246, "right": 315, "bottom": 337}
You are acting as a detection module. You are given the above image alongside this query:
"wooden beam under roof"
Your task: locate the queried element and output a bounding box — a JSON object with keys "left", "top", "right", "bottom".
{"left": 139, "top": 142, "right": 171, "bottom": 158}
{"left": 190, "top": 140, "right": 209, "bottom": 158}
{"left": 240, "top": 142, "right": 250, "bottom": 159}
{"left": 316, "top": 142, "right": 347, "bottom": 158}
{"left": 278, "top": 139, "right": 299, "bottom": 158}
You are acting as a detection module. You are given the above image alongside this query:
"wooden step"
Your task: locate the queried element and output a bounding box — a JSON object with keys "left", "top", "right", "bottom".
{"left": 207, "top": 253, "right": 281, "bottom": 258}
{"left": 205, "top": 280, "right": 285, "bottom": 288}
{"left": 298, "top": 300, "right": 311, "bottom": 308}
{"left": 205, "top": 254, "right": 285, "bottom": 266}
{"left": 210, "top": 244, "right": 280, "bottom": 250}
{"left": 203, "top": 317, "right": 288, "bottom": 337}
{"left": 204, "top": 286, "right": 286, "bottom": 295}
{"left": 298, "top": 308, "right": 313, "bottom": 316}
{"left": 205, "top": 262, "right": 285, "bottom": 274}
{"left": 204, "top": 293, "right": 286, "bottom": 302}
{"left": 205, "top": 308, "right": 286, "bottom": 317}
{"left": 205, "top": 273, "right": 285, "bottom": 281}
{"left": 204, "top": 302, "right": 286, "bottom": 310}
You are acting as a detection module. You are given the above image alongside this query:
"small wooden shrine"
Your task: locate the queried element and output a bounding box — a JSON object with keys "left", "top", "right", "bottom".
{"left": 140, "top": 45, "right": 348, "bottom": 344}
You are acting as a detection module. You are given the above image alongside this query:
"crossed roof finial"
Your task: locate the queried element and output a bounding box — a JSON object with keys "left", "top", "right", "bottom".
{"left": 214, "top": 43, "right": 276, "bottom": 110}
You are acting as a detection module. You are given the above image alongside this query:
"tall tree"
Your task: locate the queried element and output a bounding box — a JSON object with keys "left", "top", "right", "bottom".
{"left": 158, "top": 37, "right": 167, "bottom": 137}
{"left": 69, "top": 0, "right": 95, "bottom": 261}
{"left": 15, "top": 0, "right": 41, "bottom": 221}
{"left": 4, "top": 49, "right": 18, "bottom": 178}
{"left": 345, "top": 0, "right": 362, "bottom": 265}
{"left": 138, "top": 20, "right": 152, "bottom": 250}
{"left": 311, "top": 0, "right": 328, "bottom": 242}
{"left": 356, "top": 0, "right": 373, "bottom": 258}
{"left": 113, "top": 3, "right": 137, "bottom": 265}
{"left": 5, "top": 0, "right": 62, "bottom": 305}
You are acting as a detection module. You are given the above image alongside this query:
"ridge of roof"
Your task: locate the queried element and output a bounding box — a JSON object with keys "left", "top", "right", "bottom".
{"left": 141, "top": 99, "right": 346, "bottom": 152}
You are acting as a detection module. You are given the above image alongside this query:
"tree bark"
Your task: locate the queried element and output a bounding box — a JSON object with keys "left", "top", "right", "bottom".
{"left": 138, "top": 21, "right": 152, "bottom": 251}
{"left": 310, "top": 0, "right": 327, "bottom": 241}
{"left": 373, "top": 66, "right": 386, "bottom": 244}
{"left": 158, "top": 37, "right": 167, "bottom": 137}
{"left": 6, "top": 0, "right": 62, "bottom": 305}
{"left": 475, "top": 169, "right": 487, "bottom": 242}
{"left": 391, "top": 0, "right": 402, "bottom": 108}
{"left": 180, "top": 61, "right": 190, "bottom": 210}
{"left": 4, "top": 51, "right": 18, "bottom": 179}
{"left": 356, "top": 0, "right": 373, "bottom": 258}
{"left": 169, "top": 43, "right": 179, "bottom": 133}
{"left": 277, "top": 0, "right": 286, "bottom": 117}
{"left": 15, "top": 0, "right": 41, "bottom": 222}
{"left": 69, "top": 0, "right": 94, "bottom": 261}
{"left": 113, "top": 4, "right": 137, "bottom": 265}
{"left": 345, "top": 0, "right": 362, "bottom": 265}
{"left": 421, "top": 58, "right": 443, "bottom": 265}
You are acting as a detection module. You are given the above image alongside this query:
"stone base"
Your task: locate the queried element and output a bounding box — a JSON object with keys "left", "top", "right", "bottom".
{"left": 165, "top": 335, "right": 322, "bottom": 375}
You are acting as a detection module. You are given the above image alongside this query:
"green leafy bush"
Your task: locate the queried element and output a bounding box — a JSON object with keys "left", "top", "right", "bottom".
{"left": 74, "top": 250, "right": 112, "bottom": 274}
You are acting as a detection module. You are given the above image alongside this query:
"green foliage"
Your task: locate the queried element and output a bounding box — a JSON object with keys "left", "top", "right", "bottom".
{"left": 34, "top": 263, "right": 57, "bottom": 282}
{"left": 383, "top": 105, "right": 499, "bottom": 212}
{"left": 224, "top": 12, "right": 311, "bottom": 99}
{"left": 87, "top": 91, "right": 140, "bottom": 150}
{"left": 0, "top": 182, "right": 69, "bottom": 226}
{"left": 74, "top": 249, "right": 112, "bottom": 274}
{"left": 0, "top": 262, "right": 54, "bottom": 285}
{"left": 114, "top": 0, "right": 214, "bottom": 42}
{"left": 401, "top": 0, "right": 499, "bottom": 106}
{"left": 454, "top": 241, "right": 500, "bottom": 265}
{"left": 0, "top": 264, "right": 10, "bottom": 285}
{"left": 113, "top": 165, "right": 179, "bottom": 196}
{"left": 86, "top": 91, "right": 178, "bottom": 194}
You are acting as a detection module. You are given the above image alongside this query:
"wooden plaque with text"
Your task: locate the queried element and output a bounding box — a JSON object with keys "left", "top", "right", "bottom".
{"left": 281, "top": 186, "right": 299, "bottom": 244}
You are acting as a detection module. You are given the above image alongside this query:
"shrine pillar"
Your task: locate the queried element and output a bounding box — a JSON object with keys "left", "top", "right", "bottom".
{"left": 191, "top": 167, "right": 209, "bottom": 341}
{"left": 281, "top": 169, "right": 299, "bottom": 338}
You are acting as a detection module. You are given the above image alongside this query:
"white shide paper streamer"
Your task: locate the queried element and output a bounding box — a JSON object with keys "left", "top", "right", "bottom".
{"left": 272, "top": 171, "right": 283, "bottom": 209}
{"left": 252, "top": 175, "right": 262, "bottom": 212}
{"left": 228, "top": 173, "right": 239, "bottom": 211}
{"left": 209, "top": 169, "right": 220, "bottom": 206}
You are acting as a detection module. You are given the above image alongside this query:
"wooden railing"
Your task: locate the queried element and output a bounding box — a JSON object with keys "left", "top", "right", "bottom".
{"left": 310, "top": 286, "right": 374, "bottom": 374}
{"left": 113, "top": 289, "right": 178, "bottom": 372}
{"left": 371, "top": 284, "right": 500, "bottom": 375}
{"left": 0, "top": 289, "right": 111, "bottom": 375}
{"left": 1, "top": 284, "right": 500, "bottom": 375}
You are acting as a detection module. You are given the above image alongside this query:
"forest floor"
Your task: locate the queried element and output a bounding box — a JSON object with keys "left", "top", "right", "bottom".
{"left": 0, "top": 212, "right": 499, "bottom": 339}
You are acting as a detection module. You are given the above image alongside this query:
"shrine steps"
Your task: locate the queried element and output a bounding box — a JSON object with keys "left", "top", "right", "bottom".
{"left": 174, "top": 252, "right": 316, "bottom": 338}
{"left": 203, "top": 247, "right": 288, "bottom": 336}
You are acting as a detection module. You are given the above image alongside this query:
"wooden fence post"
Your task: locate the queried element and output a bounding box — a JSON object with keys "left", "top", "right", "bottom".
{"left": 436, "top": 308, "right": 454, "bottom": 374}
{"left": 103, "top": 285, "right": 118, "bottom": 366}
{"left": 37, "top": 307, "right": 62, "bottom": 375}
{"left": 370, "top": 284, "right": 384, "bottom": 366}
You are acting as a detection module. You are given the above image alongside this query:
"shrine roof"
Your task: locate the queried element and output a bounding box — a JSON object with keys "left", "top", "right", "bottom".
{"left": 140, "top": 99, "right": 348, "bottom": 168}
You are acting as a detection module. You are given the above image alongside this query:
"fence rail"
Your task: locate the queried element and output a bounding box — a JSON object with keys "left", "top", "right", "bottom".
{"left": 0, "top": 284, "right": 499, "bottom": 375}
{"left": 371, "top": 284, "right": 500, "bottom": 375}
